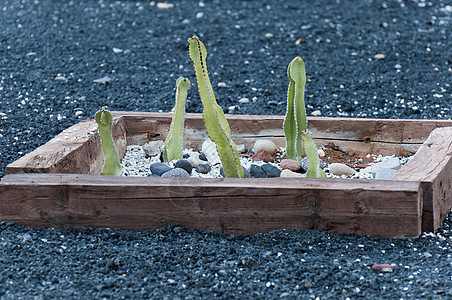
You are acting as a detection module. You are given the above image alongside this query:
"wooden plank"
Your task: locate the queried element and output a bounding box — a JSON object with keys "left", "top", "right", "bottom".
{"left": 118, "top": 112, "right": 452, "bottom": 156}
{"left": 5, "top": 116, "right": 127, "bottom": 175}
{"left": 392, "top": 127, "right": 452, "bottom": 232}
{"left": 0, "top": 174, "right": 421, "bottom": 238}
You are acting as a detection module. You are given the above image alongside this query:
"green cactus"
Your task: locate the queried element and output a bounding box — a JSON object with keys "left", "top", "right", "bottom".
{"left": 301, "top": 131, "right": 327, "bottom": 178}
{"left": 283, "top": 56, "right": 307, "bottom": 161}
{"left": 94, "top": 108, "right": 122, "bottom": 176}
{"left": 187, "top": 36, "right": 244, "bottom": 178}
{"left": 283, "top": 57, "right": 325, "bottom": 178}
{"left": 163, "top": 77, "right": 191, "bottom": 162}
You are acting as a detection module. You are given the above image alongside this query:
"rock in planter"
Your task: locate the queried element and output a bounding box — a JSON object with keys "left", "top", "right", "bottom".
{"left": 196, "top": 163, "right": 211, "bottom": 174}
{"left": 150, "top": 162, "right": 172, "bottom": 176}
{"left": 202, "top": 138, "right": 221, "bottom": 165}
{"left": 280, "top": 159, "right": 302, "bottom": 172}
{"left": 161, "top": 168, "right": 190, "bottom": 178}
{"left": 252, "top": 150, "right": 274, "bottom": 162}
{"left": 249, "top": 164, "right": 267, "bottom": 178}
{"left": 261, "top": 163, "right": 281, "bottom": 178}
{"left": 220, "top": 166, "right": 251, "bottom": 178}
{"left": 175, "top": 159, "right": 193, "bottom": 174}
{"left": 143, "top": 141, "right": 164, "bottom": 157}
{"left": 253, "top": 139, "right": 278, "bottom": 155}
{"left": 280, "top": 169, "right": 303, "bottom": 178}
{"left": 300, "top": 157, "right": 325, "bottom": 173}
{"left": 329, "top": 163, "right": 356, "bottom": 176}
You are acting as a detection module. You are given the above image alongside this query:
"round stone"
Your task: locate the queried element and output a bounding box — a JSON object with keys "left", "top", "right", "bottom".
{"left": 253, "top": 139, "right": 278, "bottom": 155}
{"left": 280, "top": 159, "right": 302, "bottom": 172}
{"left": 252, "top": 150, "right": 274, "bottom": 163}
{"left": 161, "top": 168, "right": 190, "bottom": 178}
{"left": 175, "top": 159, "right": 193, "bottom": 174}
{"left": 196, "top": 163, "right": 211, "bottom": 174}
{"left": 150, "top": 162, "right": 172, "bottom": 176}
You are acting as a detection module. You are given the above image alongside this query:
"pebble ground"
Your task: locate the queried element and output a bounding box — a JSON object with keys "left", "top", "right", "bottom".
{"left": 0, "top": 0, "right": 451, "bottom": 298}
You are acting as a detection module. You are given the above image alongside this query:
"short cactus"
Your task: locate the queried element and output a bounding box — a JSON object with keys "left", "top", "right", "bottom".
{"left": 94, "top": 108, "right": 122, "bottom": 176}
{"left": 163, "top": 77, "right": 191, "bottom": 162}
{"left": 187, "top": 36, "right": 244, "bottom": 178}
{"left": 301, "top": 131, "right": 326, "bottom": 178}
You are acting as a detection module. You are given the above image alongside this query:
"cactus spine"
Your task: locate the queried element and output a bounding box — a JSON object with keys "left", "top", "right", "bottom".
{"left": 284, "top": 56, "right": 307, "bottom": 161}
{"left": 284, "top": 57, "right": 325, "bottom": 178}
{"left": 187, "top": 36, "right": 244, "bottom": 178}
{"left": 94, "top": 108, "right": 122, "bottom": 176}
{"left": 163, "top": 77, "right": 191, "bottom": 162}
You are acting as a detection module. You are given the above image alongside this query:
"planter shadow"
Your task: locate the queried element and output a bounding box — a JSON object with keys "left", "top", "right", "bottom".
{"left": 1, "top": 112, "right": 451, "bottom": 238}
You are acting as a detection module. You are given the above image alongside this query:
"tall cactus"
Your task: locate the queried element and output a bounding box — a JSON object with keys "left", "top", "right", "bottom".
{"left": 94, "top": 108, "right": 122, "bottom": 176}
{"left": 283, "top": 56, "right": 307, "bottom": 161}
{"left": 163, "top": 77, "right": 191, "bottom": 162}
{"left": 283, "top": 57, "right": 325, "bottom": 178}
{"left": 187, "top": 36, "right": 244, "bottom": 178}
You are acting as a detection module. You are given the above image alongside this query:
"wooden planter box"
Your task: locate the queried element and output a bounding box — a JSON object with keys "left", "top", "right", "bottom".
{"left": 1, "top": 112, "right": 451, "bottom": 238}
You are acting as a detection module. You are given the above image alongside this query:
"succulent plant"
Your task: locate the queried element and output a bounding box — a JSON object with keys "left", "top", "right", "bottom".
{"left": 283, "top": 57, "right": 325, "bottom": 178}
{"left": 163, "top": 77, "right": 191, "bottom": 162}
{"left": 301, "top": 131, "right": 326, "bottom": 178}
{"left": 187, "top": 36, "right": 244, "bottom": 178}
{"left": 94, "top": 108, "right": 122, "bottom": 176}
{"left": 283, "top": 56, "right": 307, "bottom": 161}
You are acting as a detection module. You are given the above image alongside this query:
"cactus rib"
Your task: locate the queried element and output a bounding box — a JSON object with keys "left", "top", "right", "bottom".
{"left": 94, "top": 109, "right": 122, "bottom": 176}
{"left": 163, "top": 77, "right": 190, "bottom": 162}
{"left": 188, "top": 36, "right": 244, "bottom": 178}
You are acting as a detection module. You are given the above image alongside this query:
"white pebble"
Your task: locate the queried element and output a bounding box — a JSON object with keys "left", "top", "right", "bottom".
{"left": 157, "top": 3, "right": 174, "bottom": 9}
{"left": 311, "top": 110, "right": 322, "bottom": 116}
{"left": 374, "top": 54, "right": 385, "bottom": 60}
{"left": 239, "top": 97, "right": 249, "bottom": 104}
{"left": 112, "top": 47, "right": 123, "bottom": 53}
{"left": 280, "top": 169, "right": 303, "bottom": 178}
{"left": 196, "top": 12, "right": 204, "bottom": 18}
{"left": 75, "top": 111, "right": 83, "bottom": 116}
{"left": 217, "top": 82, "right": 227, "bottom": 88}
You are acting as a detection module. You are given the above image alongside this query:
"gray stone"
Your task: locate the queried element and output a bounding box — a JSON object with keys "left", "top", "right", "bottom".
{"left": 175, "top": 159, "right": 193, "bottom": 174}
{"left": 374, "top": 168, "right": 398, "bottom": 180}
{"left": 249, "top": 164, "right": 267, "bottom": 178}
{"left": 161, "top": 168, "right": 190, "bottom": 178}
{"left": 196, "top": 163, "right": 211, "bottom": 174}
{"left": 300, "top": 157, "right": 325, "bottom": 173}
{"left": 261, "top": 163, "right": 281, "bottom": 178}
{"left": 142, "top": 141, "right": 163, "bottom": 157}
{"left": 150, "top": 162, "right": 171, "bottom": 176}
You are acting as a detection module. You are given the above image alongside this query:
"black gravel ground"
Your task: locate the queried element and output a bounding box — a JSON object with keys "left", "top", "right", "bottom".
{"left": 1, "top": 0, "right": 451, "bottom": 298}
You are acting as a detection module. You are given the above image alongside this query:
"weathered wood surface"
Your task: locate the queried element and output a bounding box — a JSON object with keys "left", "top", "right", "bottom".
{"left": 5, "top": 117, "right": 127, "bottom": 175}
{"left": 0, "top": 174, "right": 421, "bottom": 238}
{"left": 119, "top": 112, "right": 452, "bottom": 156}
{"left": 393, "top": 127, "right": 452, "bottom": 232}
{"left": 2, "top": 112, "right": 452, "bottom": 237}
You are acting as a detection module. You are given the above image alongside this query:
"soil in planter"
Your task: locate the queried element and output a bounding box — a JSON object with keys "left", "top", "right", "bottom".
{"left": 120, "top": 140, "right": 411, "bottom": 180}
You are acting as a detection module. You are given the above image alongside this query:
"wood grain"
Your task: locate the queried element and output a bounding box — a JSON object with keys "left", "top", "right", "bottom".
{"left": 393, "top": 127, "right": 452, "bottom": 231}
{"left": 0, "top": 174, "right": 421, "bottom": 238}
{"left": 2, "top": 112, "right": 451, "bottom": 237}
